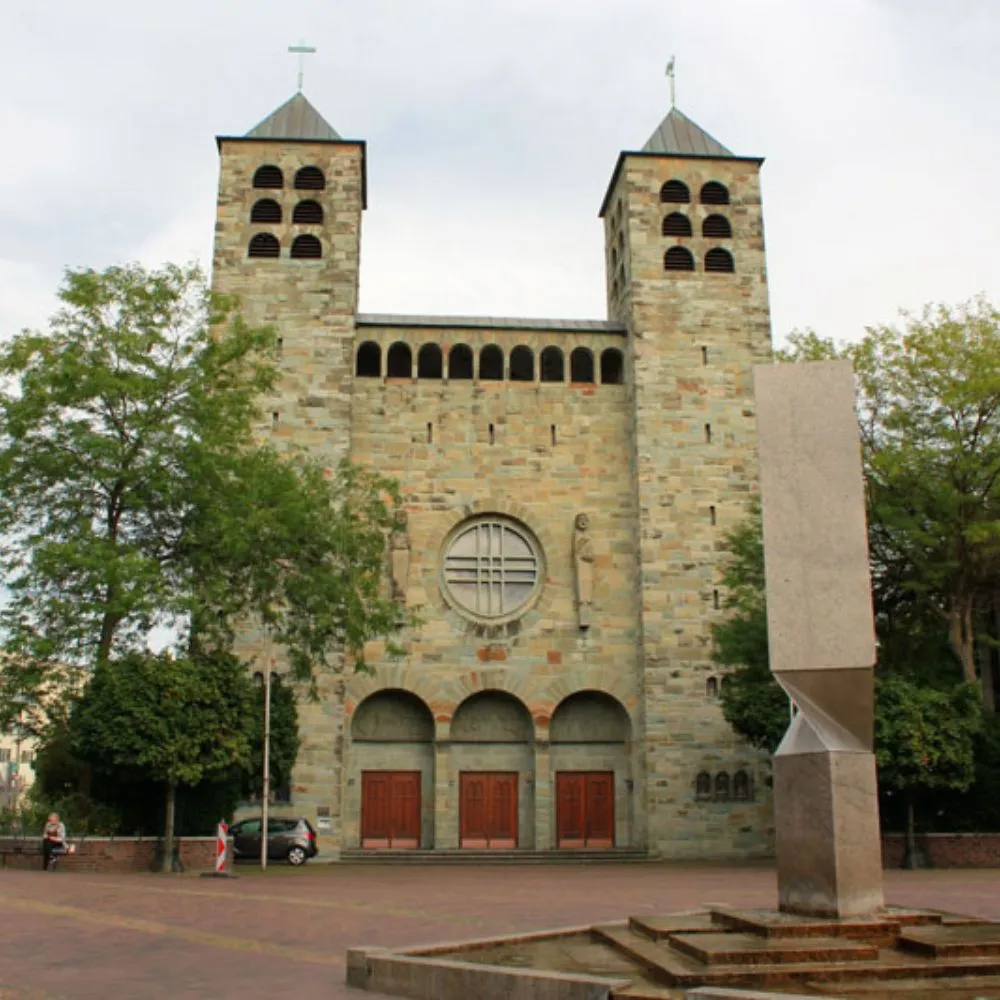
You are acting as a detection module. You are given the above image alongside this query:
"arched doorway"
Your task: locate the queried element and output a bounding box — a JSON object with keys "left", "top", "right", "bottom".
{"left": 451, "top": 691, "right": 534, "bottom": 848}
{"left": 350, "top": 689, "right": 434, "bottom": 848}
{"left": 550, "top": 691, "right": 631, "bottom": 848}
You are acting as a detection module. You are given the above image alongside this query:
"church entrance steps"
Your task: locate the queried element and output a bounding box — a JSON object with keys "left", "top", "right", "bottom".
{"left": 339, "top": 847, "right": 650, "bottom": 865}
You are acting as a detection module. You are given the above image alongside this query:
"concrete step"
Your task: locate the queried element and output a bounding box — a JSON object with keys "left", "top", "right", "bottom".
{"left": 898, "top": 923, "right": 1000, "bottom": 958}
{"left": 339, "top": 847, "right": 652, "bottom": 865}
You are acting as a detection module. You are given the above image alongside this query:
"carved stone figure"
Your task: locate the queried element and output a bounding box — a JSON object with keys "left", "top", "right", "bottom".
{"left": 573, "top": 512, "right": 595, "bottom": 628}
{"left": 389, "top": 513, "right": 410, "bottom": 604}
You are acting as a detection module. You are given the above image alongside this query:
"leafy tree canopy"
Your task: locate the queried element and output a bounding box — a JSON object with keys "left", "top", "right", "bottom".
{"left": 0, "top": 263, "right": 407, "bottom": 724}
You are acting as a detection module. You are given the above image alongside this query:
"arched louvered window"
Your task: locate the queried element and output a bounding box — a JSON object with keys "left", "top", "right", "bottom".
{"left": 702, "top": 214, "right": 732, "bottom": 238}
{"left": 570, "top": 347, "right": 594, "bottom": 384}
{"left": 248, "top": 233, "right": 280, "bottom": 258}
{"left": 293, "top": 200, "right": 324, "bottom": 224}
{"left": 700, "top": 181, "right": 730, "bottom": 205}
{"left": 250, "top": 199, "right": 282, "bottom": 223}
{"left": 417, "top": 343, "right": 443, "bottom": 379}
{"left": 479, "top": 345, "right": 503, "bottom": 381}
{"left": 387, "top": 342, "right": 412, "bottom": 378}
{"left": 705, "top": 248, "right": 735, "bottom": 273}
{"left": 662, "top": 212, "right": 692, "bottom": 237}
{"left": 540, "top": 346, "right": 564, "bottom": 382}
{"left": 660, "top": 179, "right": 690, "bottom": 203}
{"left": 715, "top": 772, "right": 731, "bottom": 801}
{"left": 294, "top": 166, "right": 325, "bottom": 190}
{"left": 733, "top": 770, "right": 751, "bottom": 802}
{"left": 449, "top": 344, "right": 473, "bottom": 380}
{"left": 355, "top": 341, "right": 381, "bottom": 378}
{"left": 695, "top": 772, "right": 712, "bottom": 800}
{"left": 290, "top": 235, "right": 322, "bottom": 259}
{"left": 664, "top": 246, "right": 695, "bottom": 271}
{"left": 510, "top": 345, "right": 534, "bottom": 382}
{"left": 252, "top": 165, "right": 283, "bottom": 189}
{"left": 600, "top": 348, "right": 624, "bottom": 385}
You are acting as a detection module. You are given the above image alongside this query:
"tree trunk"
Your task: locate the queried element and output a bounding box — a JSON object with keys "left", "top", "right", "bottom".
{"left": 947, "top": 600, "right": 977, "bottom": 687}
{"left": 903, "top": 790, "right": 920, "bottom": 870}
{"left": 162, "top": 782, "right": 177, "bottom": 874}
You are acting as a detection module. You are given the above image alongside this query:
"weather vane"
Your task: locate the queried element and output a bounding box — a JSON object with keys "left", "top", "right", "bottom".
{"left": 288, "top": 41, "right": 317, "bottom": 92}
{"left": 666, "top": 56, "right": 676, "bottom": 107}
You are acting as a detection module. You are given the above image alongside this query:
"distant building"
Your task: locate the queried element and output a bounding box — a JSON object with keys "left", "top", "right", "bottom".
{"left": 213, "top": 90, "right": 774, "bottom": 858}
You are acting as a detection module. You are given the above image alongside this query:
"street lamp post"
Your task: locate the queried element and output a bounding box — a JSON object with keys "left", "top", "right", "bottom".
{"left": 260, "top": 639, "right": 272, "bottom": 872}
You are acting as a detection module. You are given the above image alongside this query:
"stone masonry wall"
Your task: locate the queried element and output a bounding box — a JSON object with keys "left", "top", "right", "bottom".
{"left": 344, "top": 324, "right": 643, "bottom": 852}
{"left": 211, "top": 138, "right": 364, "bottom": 853}
{"left": 606, "top": 155, "right": 775, "bottom": 857}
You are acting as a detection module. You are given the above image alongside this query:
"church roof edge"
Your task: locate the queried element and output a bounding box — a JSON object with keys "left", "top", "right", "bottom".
{"left": 245, "top": 92, "right": 342, "bottom": 141}
{"left": 356, "top": 314, "right": 627, "bottom": 334}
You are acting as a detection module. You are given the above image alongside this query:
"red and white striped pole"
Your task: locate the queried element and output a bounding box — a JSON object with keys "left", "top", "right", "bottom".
{"left": 215, "top": 820, "right": 228, "bottom": 873}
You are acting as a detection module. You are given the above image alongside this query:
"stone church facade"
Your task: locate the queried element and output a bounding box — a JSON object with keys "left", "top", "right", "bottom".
{"left": 212, "top": 91, "right": 774, "bottom": 859}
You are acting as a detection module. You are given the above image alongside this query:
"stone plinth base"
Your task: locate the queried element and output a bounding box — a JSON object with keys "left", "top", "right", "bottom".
{"left": 774, "top": 750, "right": 884, "bottom": 918}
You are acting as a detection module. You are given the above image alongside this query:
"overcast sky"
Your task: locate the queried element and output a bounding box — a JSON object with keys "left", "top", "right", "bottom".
{"left": 2, "top": 1, "right": 998, "bottom": 347}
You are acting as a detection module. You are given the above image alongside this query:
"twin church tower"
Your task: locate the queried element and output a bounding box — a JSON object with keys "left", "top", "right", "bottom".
{"left": 211, "top": 88, "right": 774, "bottom": 858}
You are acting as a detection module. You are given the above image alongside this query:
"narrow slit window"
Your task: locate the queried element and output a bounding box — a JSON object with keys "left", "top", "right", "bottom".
{"left": 488, "top": 423, "right": 495, "bottom": 445}
{"left": 705, "top": 423, "right": 712, "bottom": 443}
{"left": 271, "top": 412, "right": 279, "bottom": 429}
{"left": 427, "top": 423, "right": 433, "bottom": 443}
{"left": 550, "top": 424, "right": 557, "bottom": 446}
{"left": 713, "top": 588, "right": 720, "bottom": 610}
{"left": 276, "top": 337, "right": 283, "bottom": 358}
{"left": 701, "top": 345, "right": 709, "bottom": 366}
{"left": 709, "top": 505, "right": 717, "bottom": 526}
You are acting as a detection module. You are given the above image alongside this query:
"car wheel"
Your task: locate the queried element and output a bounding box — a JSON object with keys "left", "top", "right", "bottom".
{"left": 287, "top": 845, "right": 308, "bottom": 866}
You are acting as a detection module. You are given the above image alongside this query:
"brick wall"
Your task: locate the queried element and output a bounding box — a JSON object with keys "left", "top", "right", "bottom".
{"left": 0, "top": 836, "right": 232, "bottom": 873}
{"left": 883, "top": 833, "right": 1000, "bottom": 868}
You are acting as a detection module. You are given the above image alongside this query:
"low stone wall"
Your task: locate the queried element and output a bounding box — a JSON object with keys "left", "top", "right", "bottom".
{"left": 0, "top": 836, "right": 232, "bottom": 873}
{"left": 883, "top": 833, "right": 1000, "bottom": 869}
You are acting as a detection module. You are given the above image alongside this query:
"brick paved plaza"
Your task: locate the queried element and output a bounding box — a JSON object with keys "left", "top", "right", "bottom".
{"left": 2, "top": 862, "right": 1000, "bottom": 999}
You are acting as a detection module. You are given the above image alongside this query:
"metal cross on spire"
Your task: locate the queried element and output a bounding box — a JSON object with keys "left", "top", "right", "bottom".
{"left": 288, "top": 41, "right": 317, "bottom": 92}
{"left": 666, "top": 55, "right": 676, "bottom": 107}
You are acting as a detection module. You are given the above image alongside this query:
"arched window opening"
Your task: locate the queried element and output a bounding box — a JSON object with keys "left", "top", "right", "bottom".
{"left": 733, "top": 770, "right": 751, "bottom": 802}
{"left": 290, "top": 235, "right": 322, "bottom": 259}
{"left": 660, "top": 179, "right": 690, "bottom": 203}
{"left": 600, "top": 348, "right": 624, "bottom": 385}
{"left": 702, "top": 214, "right": 732, "bottom": 238}
{"left": 386, "top": 342, "right": 412, "bottom": 379}
{"left": 449, "top": 344, "right": 473, "bottom": 380}
{"left": 355, "top": 341, "right": 381, "bottom": 378}
{"left": 715, "top": 772, "right": 731, "bottom": 801}
{"left": 351, "top": 689, "right": 434, "bottom": 742}
{"left": 293, "top": 200, "right": 324, "bottom": 224}
{"left": 570, "top": 347, "right": 595, "bottom": 384}
{"left": 540, "top": 346, "right": 564, "bottom": 382}
{"left": 252, "top": 165, "right": 283, "bottom": 189}
{"left": 417, "top": 343, "right": 443, "bottom": 379}
{"left": 479, "top": 344, "right": 503, "bottom": 381}
{"left": 611, "top": 246, "right": 618, "bottom": 269}
{"left": 294, "top": 166, "right": 325, "bottom": 190}
{"left": 250, "top": 199, "right": 282, "bottom": 223}
{"left": 662, "top": 212, "right": 692, "bottom": 237}
{"left": 695, "top": 772, "right": 712, "bottom": 800}
{"left": 452, "top": 690, "right": 533, "bottom": 741}
{"left": 551, "top": 690, "right": 631, "bottom": 743}
{"left": 706, "top": 676, "right": 718, "bottom": 698}
{"left": 664, "top": 246, "right": 695, "bottom": 271}
{"left": 248, "top": 233, "right": 280, "bottom": 258}
{"left": 705, "top": 248, "right": 735, "bottom": 273}
{"left": 510, "top": 345, "right": 534, "bottom": 382}
{"left": 701, "top": 181, "right": 730, "bottom": 205}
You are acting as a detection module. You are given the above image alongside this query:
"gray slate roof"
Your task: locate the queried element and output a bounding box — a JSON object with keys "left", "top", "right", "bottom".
{"left": 246, "top": 93, "right": 342, "bottom": 141}
{"left": 642, "top": 107, "right": 733, "bottom": 157}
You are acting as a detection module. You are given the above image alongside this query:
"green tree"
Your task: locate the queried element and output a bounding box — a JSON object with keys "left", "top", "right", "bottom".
{"left": 0, "top": 262, "right": 407, "bottom": 723}
{"left": 71, "top": 650, "right": 253, "bottom": 869}
{"left": 244, "top": 676, "right": 300, "bottom": 801}
{"left": 875, "top": 675, "right": 981, "bottom": 866}
{"left": 781, "top": 299, "right": 1000, "bottom": 690}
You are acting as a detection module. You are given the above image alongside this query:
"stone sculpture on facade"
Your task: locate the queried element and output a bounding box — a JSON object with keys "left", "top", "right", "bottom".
{"left": 754, "top": 359, "right": 884, "bottom": 918}
{"left": 389, "top": 513, "right": 410, "bottom": 604}
{"left": 572, "top": 512, "right": 595, "bottom": 629}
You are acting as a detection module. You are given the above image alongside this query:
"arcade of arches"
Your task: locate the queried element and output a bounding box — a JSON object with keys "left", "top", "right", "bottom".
{"left": 345, "top": 688, "right": 633, "bottom": 850}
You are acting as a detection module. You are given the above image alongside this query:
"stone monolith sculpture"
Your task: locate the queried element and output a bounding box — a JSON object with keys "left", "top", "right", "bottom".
{"left": 753, "top": 360, "right": 884, "bottom": 919}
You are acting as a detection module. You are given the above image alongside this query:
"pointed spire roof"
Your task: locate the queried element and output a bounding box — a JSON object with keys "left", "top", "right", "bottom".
{"left": 642, "top": 106, "right": 732, "bottom": 157}
{"left": 245, "top": 92, "right": 341, "bottom": 141}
